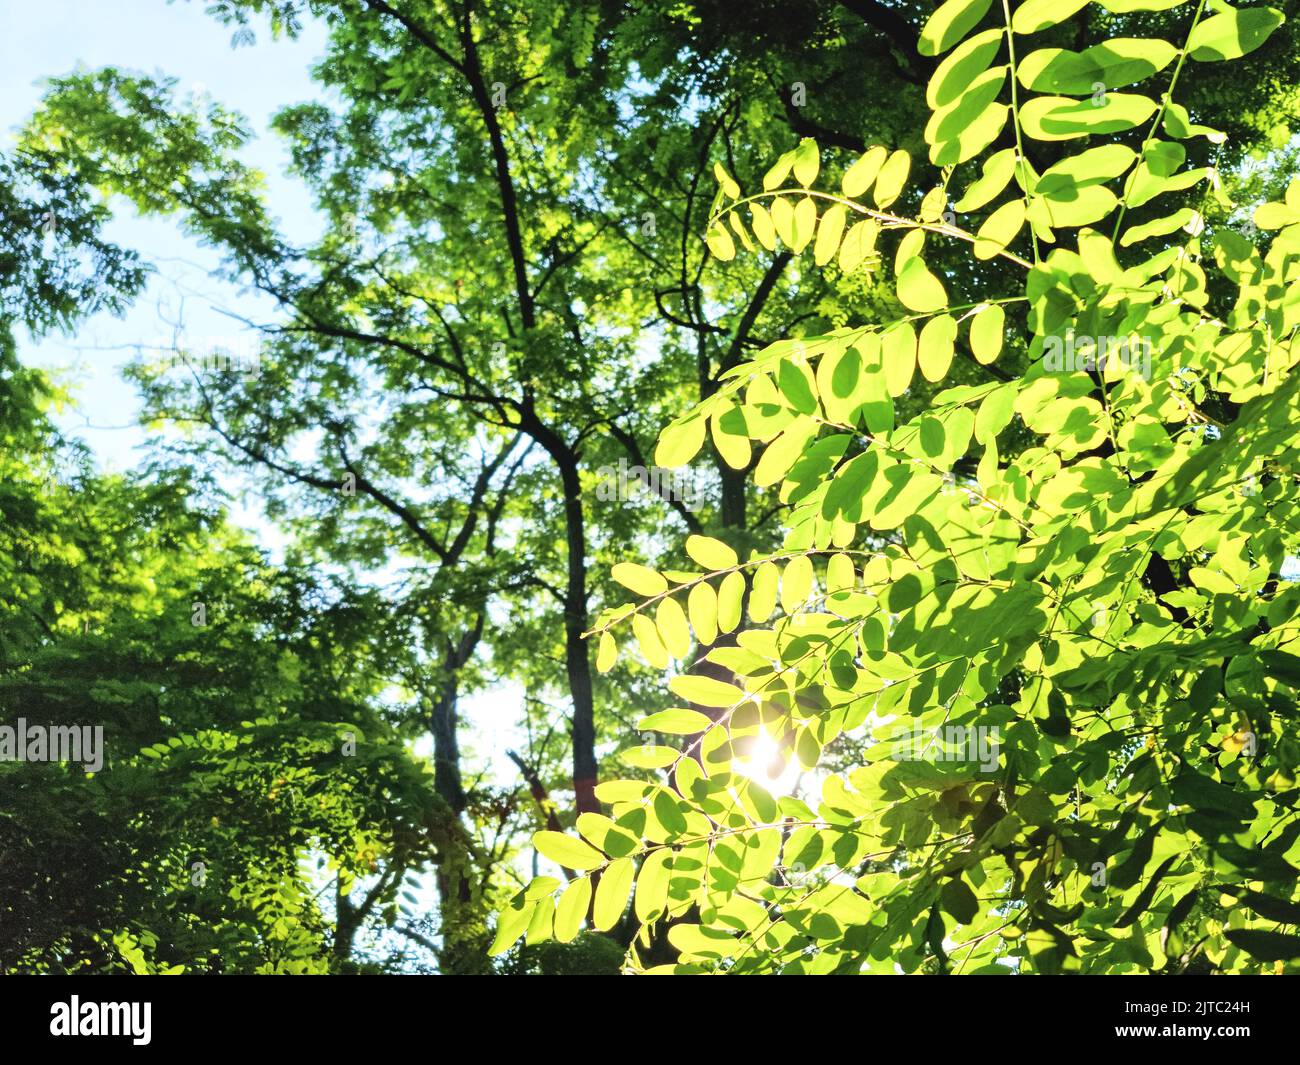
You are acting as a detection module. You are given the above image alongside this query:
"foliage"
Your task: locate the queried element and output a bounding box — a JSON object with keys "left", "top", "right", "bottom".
{"left": 497, "top": 0, "right": 1300, "bottom": 974}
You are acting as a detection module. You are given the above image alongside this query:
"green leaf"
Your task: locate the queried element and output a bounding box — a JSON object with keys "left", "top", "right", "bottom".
{"left": 554, "top": 876, "right": 592, "bottom": 942}
{"left": 1018, "top": 39, "right": 1178, "bottom": 93}
{"left": 1114, "top": 854, "right": 1178, "bottom": 927}
{"left": 792, "top": 137, "right": 820, "bottom": 187}
{"left": 596, "top": 631, "right": 617, "bottom": 673}
{"left": 1240, "top": 889, "right": 1300, "bottom": 925}
{"left": 489, "top": 893, "right": 536, "bottom": 955}
{"left": 611, "top": 562, "right": 667, "bottom": 596}
{"left": 593, "top": 856, "right": 634, "bottom": 931}
{"left": 1020, "top": 93, "right": 1157, "bottom": 140}
{"left": 1012, "top": 0, "right": 1089, "bottom": 34}
{"left": 896, "top": 257, "right": 948, "bottom": 311}
{"left": 634, "top": 849, "right": 673, "bottom": 921}
{"left": 919, "top": 0, "right": 994, "bottom": 57}
{"left": 842, "top": 145, "right": 888, "bottom": 198}
{"left": 533, "top": 830, "right": 605, "bottom": 871}
{"left": 706, "top": 222, "right": 735, "bottom": 261}
{"left": 656, "top": 596, "right": 691, "bottom": 658}
{"left": 954, "top": 148, "right": 1018, "bottom": 212}
{"left": 621, "top": 744, "right": 680, "bottom": 769}
{"left": 839, "top": 219, "right": 880, "bottom": 272}
{"left": 655, "top": 415, "right": 706, "bottom": 467}
{"left": 928, "top": 28, "right": 1005, "bottom": 108}
{"left": 969, "top": 303, "right": 1005, "bottom": 364}
{"left": 974, "top": 198, "right": 1025, "bottom": 259}
{"left": 919, "top": 313, "right": 958, "bottom": 381}
{"left": 940, "top": 877, "right": 980, "bottom": 924}
{"left": 1187, "top": 7, "right": 1285, "bottom": 62}
{"left": 639, "top": 708, "right": 713, "bottom": 734}
{"left": 814, "top": 203, "right": 848, "bottom": 265}
{"left": 882, "top": 321, "right": 918, "bottom": 397}
{"left": 1224, "top": 929, "right": 1300, "bottom": 962}
{"left": 873, "top": 150, "right": 912, "bottom": 208}
{"left": 668, "top": 674, "right": 745, "bottom": 707}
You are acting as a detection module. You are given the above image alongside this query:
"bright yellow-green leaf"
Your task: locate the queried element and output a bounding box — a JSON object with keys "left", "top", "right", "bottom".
{"left": 792, "top": 137, "right": 820, "bottom": 187}
{"left": 621, "top": 744, "right": 680, "bottom": 768}
{"left": 656, "top": 596, "right": 691, "bottom": 658}
{"left": 713, "top": 161, "right": 740, "bottom": 198}
{"left": 633, "top": 612, "right": 670, "bottom": 668}
{"left": 781, "top": 554, "right": 814, "bottom": 612}
{"left": 842, "top": 145, "right": 888, "bottom": 198}
{"left": 718, "top": 571, "right": 745, "bottom": 632}
{"left": 974, "top": 198, "right": 1026, "bottom": 259}
{"left": 882, "top": 321, "right": 918, "bottom": 397}
{"left": 928, "top": 27, "right": 1005, "bottom": 107}
{"left": 771, "top": 195, "right": 795, "bottom": 245}
{"left": 1018, "top": 39, "right": 1178, "bottom": 93}
{"left": 930, "top": 101, "right": 1010, "bottom": 167}
{"left": 749, "top": 202, "right": 777, "bottom": 250}
{"left": 873, "top": 150, "right": 912, "bottom": 208}
{"left": 919, "top": 313, "right": 958, "bottom": 381}
{"left": 814, "top": 203, "right": 848, "bottom": 265}
{"left": 791, "top": 196, "right": 817, "bottom": 253}
{"left": 1255, "top": 201, "right": 1300, "bottom": 230}
{"left": 1012, "top": 0, "right": 1089, "bottom": 34}
{"left": 919, "top": 0, "right": 994, "bottom": 57}
{"left": 711, "top": 405, "right": 751, "bottom": 469}
{"left": 975, "top": 381, "right": 1017, "bottom": 443}
{"left": 1187, "top": 7, "right": 1284, "bottom": 62}
{"left": 839, "top": 218, "right": 880, "bottom": 272}
{"left": 634, "top": 849, "right": 673, "bottom": 922}
{"left": 596, "top": 631, "right": 617, "bottom": 673}
{"left": 1021, "top": 93, "right": 1157, "bottom": 140}
{"left": 489, "top": 894, "right": 535, "bottom": 955}
{"left": 655, "top": 415, "right": 706, "bottom": 467}
{"left": 534, "top": 830, "right": 604, "bottom": 871}
{"left": 896, "top": 257, "right": 948, "bottom": 311}
{"left": 954, "top": 148, "right": 1018, "bottom": 212}
{"left": 593, "top": 856, "right": 634, "bottom": 931}
{"left": 827, "top": 552, "right": 857, "bottom": 592}
{"left": 762, "top": 150, "right": 796, "bottom": 191}
{"left": 1099, "top": 0, "right": 1188, "bottom": 10}
{"left": 754, "top": 416, "right": 817, "bottom": 486}
{"left": 750, "top": 560, "right": 779, "bottom": 621}
{"left": 925, "top": 66, "right": 1007, "bottom": 146}
{"left": 612, "top": 562, "right": 667, "bottom": 596}
{"left": 970, "top": 303, "right": 1005, "bottom": 364}
{"left": 706, "top": 222, "right": 735, "bottom": 261}
{"left": 639, "top": 707, "right": 713, "bottom": 734}
{"left": 668, "top": 674, "right": 746, "bottom": 707}
{"left": 686, "top": 534, "right": 739, "bottom": 570}
{"left": 554, "top": 876, "right": 591, "bottom": 942}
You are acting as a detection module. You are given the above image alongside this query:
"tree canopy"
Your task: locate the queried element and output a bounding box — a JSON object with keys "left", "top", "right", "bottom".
{"left": 4, "top": 0, "right": 1300, "bottom": 975}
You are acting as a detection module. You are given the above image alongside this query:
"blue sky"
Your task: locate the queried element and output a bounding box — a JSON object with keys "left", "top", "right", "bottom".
{"left": 1, "top": 0, "right": 536, "bottom": 784}
{"left": 2, "top": 0, "right": 327, "bottom": 471}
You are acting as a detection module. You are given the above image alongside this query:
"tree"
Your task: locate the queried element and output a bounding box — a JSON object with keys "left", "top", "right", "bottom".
{"left": 0, "top": 145, "right": 440, "bottom": 975}
{"left": 497, "top": 0, "right": 1300, "bottom": 974}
